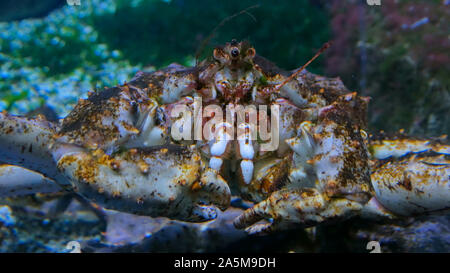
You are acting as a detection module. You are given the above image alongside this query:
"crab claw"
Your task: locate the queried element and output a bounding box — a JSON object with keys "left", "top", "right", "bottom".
{"left": 0, "top": 112, "right": 71, "bottom": 187}
{"left": 0, "top": 164, "right": 62, "bottom": 197}
{"left": 233, "top": 189, "right": 326, "bottom": 234}
{"left": 234, "top": 188, "right": 363, "bottom": 235}
{"left": 55, "top": 144, "right": 230, "bottom": 222}
{"left": 234, "top": 117, "right": 371, "bottom": 234}
{"left": 369, "top": 154, "right": 450, "bottom": 217}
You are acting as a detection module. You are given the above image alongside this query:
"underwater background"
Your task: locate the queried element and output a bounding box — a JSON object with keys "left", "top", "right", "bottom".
{"left": 0, "top": 0, "right": 449, "bottom": 252}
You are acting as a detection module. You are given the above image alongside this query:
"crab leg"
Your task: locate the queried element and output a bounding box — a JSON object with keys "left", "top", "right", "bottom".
{"left": 370, "top": 138, "right": 450, "bottom": 159}
{"left": 0, "top": 163, "right": 106, "bottom": 222}
{"left": 0, "top": 164, "right": 62, "bottom": 197}
{"left": 367, "top": 154, "right": 450, "bottom": 217}
{"left": 0, "top": 112, "right": 71, "bottom": 187}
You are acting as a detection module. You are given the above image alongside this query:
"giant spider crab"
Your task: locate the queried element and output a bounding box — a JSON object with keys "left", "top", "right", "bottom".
{"left": 0, "top": 40, "right": 448, "bottom": 234}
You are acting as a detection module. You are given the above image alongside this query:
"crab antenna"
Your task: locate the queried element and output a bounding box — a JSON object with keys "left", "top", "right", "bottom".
{"left": 194, "top": 4, "right": 260, "bottom": 66}
{"left": 275, "top": 41, "right": 333, "bottom": 92}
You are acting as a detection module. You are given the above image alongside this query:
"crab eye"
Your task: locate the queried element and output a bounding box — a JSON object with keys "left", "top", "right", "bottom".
{"left": 231, "top": 47, "right": 239, "bottom": 58}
